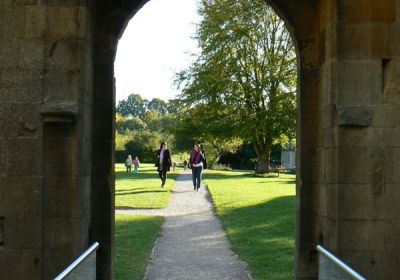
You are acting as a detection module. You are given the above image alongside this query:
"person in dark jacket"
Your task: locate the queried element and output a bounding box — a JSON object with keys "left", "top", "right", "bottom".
{"left": 189, "top": 143, "right": 205, "bottom": 191}
{"left": 156, "top": 141, "right": 172, "bottom": 188}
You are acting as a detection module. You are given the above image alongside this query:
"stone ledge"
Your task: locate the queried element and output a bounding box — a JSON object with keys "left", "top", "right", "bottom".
{"left": 337, "top": 105, "right": 374, "bottom": 127}
{"left": 39, "top": 102, "right": 78, "bottom": 123}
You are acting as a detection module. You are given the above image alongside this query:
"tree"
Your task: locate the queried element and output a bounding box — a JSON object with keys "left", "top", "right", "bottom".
{"left": 116, "top": 114, "right": 146, "bottom": 134}
{"left": 176, "top": 0, "right": 297, "bottom": 173}
{"left": 147, "top": 98, "right": 168, "bottom": 115}
{"left": 116, "top": 93, "right": 148, "bottom": 118}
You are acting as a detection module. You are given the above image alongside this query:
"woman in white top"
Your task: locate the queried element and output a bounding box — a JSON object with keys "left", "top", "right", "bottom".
{"left": 125, "top": 155, "right": 133, "bottom": 173}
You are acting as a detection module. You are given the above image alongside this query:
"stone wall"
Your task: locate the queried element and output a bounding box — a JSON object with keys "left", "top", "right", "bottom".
{"left": 0, "top": 0, "right": 400, "bottom": 279}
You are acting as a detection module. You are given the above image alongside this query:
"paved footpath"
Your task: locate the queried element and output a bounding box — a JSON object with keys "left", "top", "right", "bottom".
{"left": 116, "top": 172, "right": 251, "bottom": 280}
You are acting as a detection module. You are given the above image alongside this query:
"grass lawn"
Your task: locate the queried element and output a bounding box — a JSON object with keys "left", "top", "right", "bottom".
{"left": 115, "top": 214, "right": 164, "bottom": 280}
{"left": 115, "top": 163, "right": 181, "bottom": 209}
{"left": 204, "top": 169, "right": 296, "bottom": 280}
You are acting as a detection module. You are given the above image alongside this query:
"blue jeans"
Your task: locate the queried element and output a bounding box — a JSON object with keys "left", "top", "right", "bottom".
{"left": 134, "top": 166, "right": 138, "bottom": 173}
{"left": 192, "top": 166, "right": 203, "bottom": 189}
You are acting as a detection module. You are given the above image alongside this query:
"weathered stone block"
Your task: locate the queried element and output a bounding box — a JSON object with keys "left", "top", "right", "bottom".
{"left": 7, "top": 139, "right": 42, "bottom": 176}
{"left": 0, "top": 6, "right": 25, "bottom": 38}
{"left": 338, "top": 127, "right": 379, "bottom": 147}
{"left": 43, "top": 71, "right": 79, "bottom": 104}
{"left": 19, "top": 39, "right": 44, "bottom": 69}
{"left": 0, "top": 102, "right": 40, "bottom": 138}
{"left": 383, "top": 148, "right": 400, "bottom": 183}
{"left": 44, "top": 217, "right": 89, "bottom": 250}
{"left": 24, "top": 6, "right": 45, "bottom": 39}
{"left": 338, "top": 148, "right": 372, "bottom": 184}
{"left": 5, "top": 217, "right": 41, "bottom": 249}
{"left": 384, "top": 219, "right": 400, "bottom": 250}
{"left": 338, "top": 0, "right": 396, "bottom": 23}
{"left": 324, "top": 147, "right": 338, "bottom": 184}
{"left": 0, "top": 249, "right": 40, "bottom": 280}
{"left": 0, "top": 70, "right": 42, "bottom": 102}
{"left": 0, "top": 138, "right": 6, "bottom": 176}
{"left": 43, "top": 138, "right": 76, "bottom": 176}
{"left": 337, "top": 105, "right": 375, "bottom": 127}
{"left": 319, "top": 184, "right": 338, "bottom": 219}
{"left": 382, "top": 59, "right": 400, "bottom": 104}
{"left": 383, "top": 184, "right": 400, "bottom": 219}
{"left": 373, "top": 104, "right": 400, "bottom": 127}
{"left": 46, "top": 40, "right": 79, "bottom": 70}
{"left": 46, "top": 7, "right": 79, "bottom": 40}
{"left": 0, "top": 38, "right": 20, "bottom": 68}
{"left": 337, "top": 60, "right": 381, "bottom": 106}
{"left": 338, "top": 219, "right": 385, "bottom": 251}
{"left": 3, "top": 176, "right": 41, "bottom": 219}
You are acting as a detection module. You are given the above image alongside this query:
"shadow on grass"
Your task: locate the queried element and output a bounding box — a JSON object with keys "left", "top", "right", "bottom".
{"left": 116, "top": 189, "right": 168, "bottom": 196}
{"left": 115, "top": 215, "right": 164, "bottom": 280}
{"left": 214, "top": 195, "right": 295, "bottom": 280}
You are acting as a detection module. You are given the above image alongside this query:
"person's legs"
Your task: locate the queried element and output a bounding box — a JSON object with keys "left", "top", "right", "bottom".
{"left": 159, "top": 170, "right": 163, "bottom": 187}
{"left": 191, "top": 168, "right": 196, "bottom": 190}
{"left": 195, "top": 167, "right": 202, "bottom": 190}
{"left": 197, "top": 167, "right": 203, "bottom": 189}
{"left": 162, "top": 170, "right": 167, "bottom": 187}
{"left": 134, "top": 166, "right": 138, "bottom": 173}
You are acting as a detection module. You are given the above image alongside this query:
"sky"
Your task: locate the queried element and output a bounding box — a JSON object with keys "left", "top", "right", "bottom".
{"left": 114, "top": 0, "right": 201, "bottom": 102}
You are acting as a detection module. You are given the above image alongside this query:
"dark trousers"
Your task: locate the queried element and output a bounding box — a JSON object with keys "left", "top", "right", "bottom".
{"left": 192, "top": 166, "right": 202, "bottom": 189}
{"left": 159, "top": 170, "right": 167, "bottom": 186}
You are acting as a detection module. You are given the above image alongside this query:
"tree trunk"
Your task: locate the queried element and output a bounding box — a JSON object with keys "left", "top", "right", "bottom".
{"left": 253, "top": 139, "right": 272, "bottom": 174}
{"left": 255, "top": 152, "right": 270, "bottom": 174}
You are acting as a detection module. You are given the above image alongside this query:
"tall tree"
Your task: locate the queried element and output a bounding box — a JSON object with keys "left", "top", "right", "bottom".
{"left": 176, "top": 0, "right": 297, "bottom": 173}
{"left": 147, "top": 98, "right": 168, "bottom": 115}
{"left": 116, "top": 93, "right": 148, "bottom": 118}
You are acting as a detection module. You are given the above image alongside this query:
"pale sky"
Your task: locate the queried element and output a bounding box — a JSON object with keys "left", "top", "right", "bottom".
{"left": 114, "top": 0, "right": 201, "bottom": 102}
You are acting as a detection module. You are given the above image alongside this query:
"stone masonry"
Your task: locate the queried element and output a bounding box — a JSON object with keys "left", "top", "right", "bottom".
{"left": 0, "top": 0, "right": 400, "bottom": 279}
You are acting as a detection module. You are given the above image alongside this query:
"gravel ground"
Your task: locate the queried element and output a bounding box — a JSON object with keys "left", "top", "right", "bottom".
{"left": 116, "top": 172, "right": 252, "bottom": 280}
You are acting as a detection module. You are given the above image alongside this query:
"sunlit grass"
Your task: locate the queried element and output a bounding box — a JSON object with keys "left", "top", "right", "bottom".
{"left": 205, "top": 169, "right": 296, "bottom": 280}
{"left": 115, "top": 163, "right": 181, "bottom": 209}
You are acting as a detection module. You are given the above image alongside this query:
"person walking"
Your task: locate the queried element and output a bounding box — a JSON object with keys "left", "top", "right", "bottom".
{"left": 183, "top": 159, "right": 188, "bottom": 171}
{"left": 125, "top": 155, "right": 133, "bottom": 173}
{"left": 156, "top": 142, "right": 172, "bottom": 188}
{"left": 133, "top": 156, "right": 140, "bottom": 174}
{"left": 189, "top": 144, "right": 204, "bottom": 191}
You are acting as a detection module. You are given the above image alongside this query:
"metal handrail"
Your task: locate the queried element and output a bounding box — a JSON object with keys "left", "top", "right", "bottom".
{"left": 54, "top": 242, "right": 99, "bottom": 280}
{"left": 317, "top": 245, "right": 366, "bottom": 280}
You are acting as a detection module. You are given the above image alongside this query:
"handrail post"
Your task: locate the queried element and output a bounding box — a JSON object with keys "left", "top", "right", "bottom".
{"left": 54, "top": 242, "right": 99, "bottom": 280}
{"left": 317, "top": 245, "right": 366, "bottom": 280}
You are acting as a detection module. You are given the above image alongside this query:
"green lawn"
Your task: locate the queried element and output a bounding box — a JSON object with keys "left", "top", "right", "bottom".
{"left": 115, "top": 163, "right": 180, "bottom": 209}
{"left": 115, "top": 214, "right": 164, "bottom": 280}
{"left": 204, "top": 170, "right": 296, "bottom": 280}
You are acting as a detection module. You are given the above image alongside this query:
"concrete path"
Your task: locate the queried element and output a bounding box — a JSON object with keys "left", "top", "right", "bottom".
{"left": 116, "top": 172, "right": 251, "bottom": 280}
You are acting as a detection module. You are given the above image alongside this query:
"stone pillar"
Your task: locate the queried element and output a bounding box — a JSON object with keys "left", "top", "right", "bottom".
{"left": 318, "top": 0, "right": 400, "bottom": 279}
{"left": 0, "top": 1, "right": 95, "bottom": 279}
{"left": 0, "top": 1, "right": 45, "bottom": 279}
{"left": 39, "top": 2, "right": 94, "bottom": 279}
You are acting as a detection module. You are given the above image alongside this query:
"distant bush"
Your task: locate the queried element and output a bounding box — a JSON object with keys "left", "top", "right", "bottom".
{"left": 209, "top": 164, "right": 232, "bottom": 171}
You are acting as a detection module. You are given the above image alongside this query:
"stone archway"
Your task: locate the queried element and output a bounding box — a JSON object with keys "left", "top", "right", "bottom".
{"left": 93, "top": 1, "right": 320, "bottom": 279}
{"left": 1, "top": 0, "right": 400, "bottom": 279}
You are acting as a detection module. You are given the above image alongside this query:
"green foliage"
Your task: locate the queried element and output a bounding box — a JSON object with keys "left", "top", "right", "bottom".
{"left": 115, "top": 214, "right": 164, "bottom": 280}
{"left": 147, "top": 98, "right": 168, "bottom": 115}
{"left": 176, "top": 0, "right": 297, "bottom": 172}
{"left": 205, "top": 170, "right": 295, "bottom": 279}
{"left": 124, "top": 130, "right": 164, "bottom": 163}
{"left": 116, "top": 114, "right": 147, "bottom": 134}
{"left": 116, "top": 94, "right": 148, "bottom": 118}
